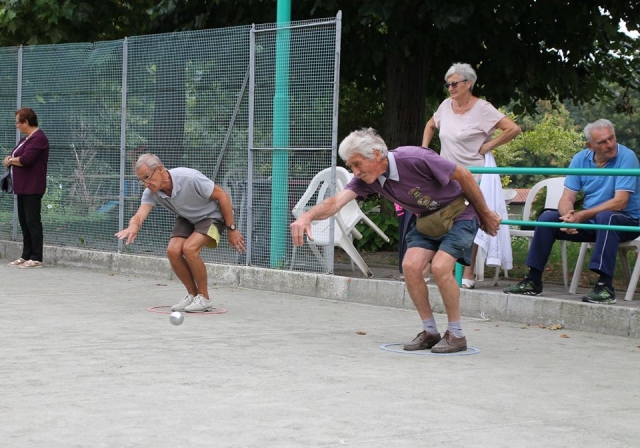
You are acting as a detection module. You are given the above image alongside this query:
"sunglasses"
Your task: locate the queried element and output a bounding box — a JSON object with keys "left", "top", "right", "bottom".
{"left": 444, "top": 79, "right": 468, "bottom": 89}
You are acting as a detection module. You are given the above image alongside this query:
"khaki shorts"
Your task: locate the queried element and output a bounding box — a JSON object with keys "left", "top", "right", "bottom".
{"left": 171, "top": 216, "right": 224, "bottom": 249}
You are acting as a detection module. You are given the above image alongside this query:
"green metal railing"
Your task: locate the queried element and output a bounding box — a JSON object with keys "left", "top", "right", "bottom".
{"left": 461, "top": 166, "right": 640, "bottom": 286}
{"left": 471, "top": 167, "right": 640, "bottom": 177}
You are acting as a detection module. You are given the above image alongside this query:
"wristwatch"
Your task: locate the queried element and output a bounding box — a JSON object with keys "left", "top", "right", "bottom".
{"left": 226, "top": 224, "right": 237, "bottom": 231}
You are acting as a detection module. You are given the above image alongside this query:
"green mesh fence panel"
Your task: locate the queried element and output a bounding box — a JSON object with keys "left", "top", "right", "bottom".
{"left": 0, "top": 16, "right": 341, "bottom": 274}
{"left": 250, "top": 19, "right": 338, "bottom": 272}
{"left": 124, "top": 26, "right": 253, "bottom": 262}
{"left": 0, "top": 46, "right": 20, "bottom": 235}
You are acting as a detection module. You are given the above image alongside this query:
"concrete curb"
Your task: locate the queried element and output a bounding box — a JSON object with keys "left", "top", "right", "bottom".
{"left": 2, "top": 240, "right": 638, "bottom": 338}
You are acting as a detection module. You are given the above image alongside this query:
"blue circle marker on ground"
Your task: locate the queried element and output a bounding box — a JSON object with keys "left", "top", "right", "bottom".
{"left": 379, "top": 342, "right": 480, "bottom": 356}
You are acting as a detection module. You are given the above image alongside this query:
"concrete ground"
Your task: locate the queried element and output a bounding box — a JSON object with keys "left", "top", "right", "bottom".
{"left": 1, "top": 259, "right": 640, "bottom": 448}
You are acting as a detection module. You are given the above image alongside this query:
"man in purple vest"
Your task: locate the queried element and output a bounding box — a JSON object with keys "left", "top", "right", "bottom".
{"left": 290, "top": 128, "right": 501, "bottom": 353}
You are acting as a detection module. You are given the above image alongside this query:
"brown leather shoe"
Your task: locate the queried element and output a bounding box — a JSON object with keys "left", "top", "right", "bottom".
{"left": 403, "top": 331, "right": 442, "bottom": 351}
{"left": 431, "top": 330, "right": 467, "bottom": 353}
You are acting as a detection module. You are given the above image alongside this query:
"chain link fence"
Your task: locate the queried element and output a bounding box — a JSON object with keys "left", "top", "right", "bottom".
{"left": 0, "top": 15, "right": 342, "bottom": 274}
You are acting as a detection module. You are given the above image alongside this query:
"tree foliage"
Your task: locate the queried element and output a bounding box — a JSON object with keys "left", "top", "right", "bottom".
{"left": 157, "top": 1, "right": 639, "bottom": 149}
{"left": 496, "top": 102, "right": 584, "bottom": 187}
{"left": 565, "top": 83, "right": 640, "bottom": 151}
{"left": 0, "top": 0, "right": 638, "bottom": 150}
{"left": 0, "top": 0, "right": 160, "bottom": 45}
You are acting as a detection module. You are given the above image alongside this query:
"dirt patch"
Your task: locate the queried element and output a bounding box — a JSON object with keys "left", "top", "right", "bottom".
{"left": 335, "top": 249, "right": 398, "bottom": 267}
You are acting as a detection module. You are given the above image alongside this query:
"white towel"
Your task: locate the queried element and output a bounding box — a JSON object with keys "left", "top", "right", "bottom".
{"left": 474, "top": 152, "right": 513, "bottom": 274}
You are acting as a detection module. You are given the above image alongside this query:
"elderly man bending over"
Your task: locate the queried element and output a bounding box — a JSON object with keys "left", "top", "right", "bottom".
{"left": 290, "top": 128, "right": 501, "bottom": 353}
{"left": 116, "top": 153, "right": 246, "bottom": 312}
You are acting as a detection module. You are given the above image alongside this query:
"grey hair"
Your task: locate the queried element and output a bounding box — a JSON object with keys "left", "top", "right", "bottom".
{"left": 444, "top": 62, "right": 477, "bottom": 90}
{"left": 135, "top": 153, "right": 163, "bottom": 171}
{"left": 338, "top": 127, "right": 388, "bottom": 162}
{"left": 584, "top": 119, "right": 615, "bottom": 143}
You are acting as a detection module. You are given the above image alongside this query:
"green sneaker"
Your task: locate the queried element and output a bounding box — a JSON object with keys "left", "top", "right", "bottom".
{"left": 582, "top": 282, "right": 616, "bottom": 304}
{"left": 503, "top": 276, "right": 543, "bottom": 296}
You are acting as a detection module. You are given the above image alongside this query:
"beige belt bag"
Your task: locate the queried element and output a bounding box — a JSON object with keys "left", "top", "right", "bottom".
{"left": 416, "top": 196, "right": 469, "bottom": 238}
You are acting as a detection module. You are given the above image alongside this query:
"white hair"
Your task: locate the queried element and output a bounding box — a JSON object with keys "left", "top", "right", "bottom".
{"left": 338, "top": 128, "right": 388, "bottom": 162}
{"left": 584, "top": 119, "right": 615, "bottom": 143}
{"left": 444, "top": 62, "right": 477, "bottom": 90}
{"left": 135, "top": 153, "right": 163, "bottom": 171}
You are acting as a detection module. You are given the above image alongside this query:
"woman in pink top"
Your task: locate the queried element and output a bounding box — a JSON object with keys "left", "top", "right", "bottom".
{"left": 422, "top": 63, "right": 521, "bottom": 288}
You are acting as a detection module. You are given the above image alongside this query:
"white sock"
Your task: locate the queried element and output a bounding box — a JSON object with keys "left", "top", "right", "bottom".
{"left": 447, "top": 321, "right": 464, "bottom": 338}
{"left": 422, "top": 317, "right": 438, "bottom": 335}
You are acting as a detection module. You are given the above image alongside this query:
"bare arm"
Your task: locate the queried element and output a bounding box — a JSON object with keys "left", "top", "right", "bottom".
{"left": 478, "top": 116, "right": 522, "bottom": 155}
{"left": 450, "top": 165, "right": 500, "bottom": 236}
{"left": 210, "top": 184, "right": 236, "bottom": 229}
{"left": 290, "top": 189, "right": 358, "bottom": 246}
{"left": 557, "top": 189, "right": 578, "bottom": 217}
{"left": 115, "top": 204, "right": 153, "bottom": 244}
{"left": 561, "top": 189, "right": 630, "bottom": 224}
{"left": 422, "top": 116, "right": 437, "bottom": 147}
{"left": 211, "top": 184, "right": 245, "bottom": 252}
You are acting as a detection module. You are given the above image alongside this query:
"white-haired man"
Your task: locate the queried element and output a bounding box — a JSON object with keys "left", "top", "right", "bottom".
{"left": 290, "top": 128, "right": 501, "bottom": 353}
{"left": 504, "top": 119, "right": 640, "bottom": 304}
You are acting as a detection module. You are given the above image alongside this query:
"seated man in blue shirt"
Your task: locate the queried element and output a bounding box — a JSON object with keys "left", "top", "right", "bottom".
{"left": 504, "top": 119, "right": 640, "bottom": 304}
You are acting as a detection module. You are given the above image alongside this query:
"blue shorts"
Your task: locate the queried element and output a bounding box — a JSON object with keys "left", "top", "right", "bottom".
{"left": 405, "top": 218, "right": 479, "bottom": 266}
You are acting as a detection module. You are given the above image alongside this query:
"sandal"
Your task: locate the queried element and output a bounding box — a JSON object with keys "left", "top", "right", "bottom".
{"left": 461, "top": 278, "right": 475, "bottom": 289}
{"left": 7, "top": 258, "right": 26, "bottom": 266}
{"left": 18, "top": 260, "right": 43, "bottom": 269}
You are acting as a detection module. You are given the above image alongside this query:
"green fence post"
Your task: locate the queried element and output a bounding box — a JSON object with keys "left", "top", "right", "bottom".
{"left": 455, "top": 263, "right": 463, "bottom": 286}
{"left": 270, "top": 0, "right": 291, "bottom": 268}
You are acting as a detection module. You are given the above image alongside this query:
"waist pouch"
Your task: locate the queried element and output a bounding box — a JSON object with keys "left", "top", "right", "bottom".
{"left": 416, "top": 195, "right": 469, "bottom": 238}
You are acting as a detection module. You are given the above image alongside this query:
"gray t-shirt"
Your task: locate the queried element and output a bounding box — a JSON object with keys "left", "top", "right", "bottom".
{"left": 141, "top": 167, "right": 223, "bottom": 223}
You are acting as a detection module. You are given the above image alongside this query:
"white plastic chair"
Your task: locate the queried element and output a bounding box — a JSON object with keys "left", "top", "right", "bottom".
{"left": 509, "top": 177, "right": 569, "bottom": 288}
{"left": 290, "top": 167, "right": 390, "bottom": 277}
{"left": 569, "top": 237, "right": 640, "bottom": 301}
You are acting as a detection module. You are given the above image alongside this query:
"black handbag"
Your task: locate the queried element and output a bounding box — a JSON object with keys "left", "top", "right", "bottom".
{"left": 1, "top": 168, "right": 13, "bottom": 194}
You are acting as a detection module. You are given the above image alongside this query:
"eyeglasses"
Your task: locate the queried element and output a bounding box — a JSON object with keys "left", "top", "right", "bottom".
{"left": 138, "top": 166, "right": 158, "bottom": 185}
{"left": 444, "top": 79, "right": 468, "bottom": 89}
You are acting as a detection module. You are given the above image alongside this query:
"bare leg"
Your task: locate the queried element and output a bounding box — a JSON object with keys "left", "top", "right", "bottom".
{"left": 167, "top": 237, "right": 198, "bottom": 296}
{"left": 402, "top": 248, "right": 435, "bottom": 320}
{"left": 181, "top": 233, "right": 211, "bottom": 298}
{"left": 430, "top": 250, "right": 461, "bottom": 322}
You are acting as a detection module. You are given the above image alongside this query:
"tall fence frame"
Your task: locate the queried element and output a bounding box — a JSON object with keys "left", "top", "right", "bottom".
{"left": 0, "top": 14, "right": 343, "bottom": 275}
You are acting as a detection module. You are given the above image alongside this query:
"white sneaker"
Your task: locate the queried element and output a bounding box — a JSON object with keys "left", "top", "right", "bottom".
{"left": 184, "top": 294, "right": 213, "bottom": 312}
{"left": 171, "top": 294, "right": 195, "bottom": 311}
